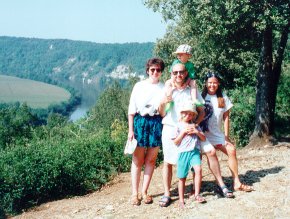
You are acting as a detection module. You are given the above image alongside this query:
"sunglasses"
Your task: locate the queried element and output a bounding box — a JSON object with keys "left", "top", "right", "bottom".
{"left": 172, "top": 70, "right": 186, "bottom": 76}
{"left": 205, "top": 71, "right": 222, "bottom": 80}
{"left": 149, "top": 68, "right": 162, "bottom": 73}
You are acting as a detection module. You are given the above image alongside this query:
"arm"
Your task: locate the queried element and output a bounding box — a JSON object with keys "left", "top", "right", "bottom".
{"left": 173, "top": 129, "right": 186, "bottom": 146}
{"left": 195, "top": 106, "right": 205, "bottom": 126}
{"left": 223, "top": 110, "right": 234, "bottom": 146}
{"left": 158, "top": 94, "right": 172, "bottom": 117}
{"left": 128, "top": 114, "right": 135, "bottom": 141}
{"left": 195, "top": 129, "right": 206, "bottom": 142}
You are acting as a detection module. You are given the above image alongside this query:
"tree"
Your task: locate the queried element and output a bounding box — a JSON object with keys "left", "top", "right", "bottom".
{"left": 145, "top": 0, "right": 289, "bottom": 145}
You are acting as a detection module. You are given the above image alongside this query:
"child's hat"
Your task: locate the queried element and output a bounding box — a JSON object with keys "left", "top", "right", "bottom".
{"left": 173, "top": 44, "right": 192, "bottom": 55}
{"left": 179, "top": 101, "right": 197, "bottom": 115}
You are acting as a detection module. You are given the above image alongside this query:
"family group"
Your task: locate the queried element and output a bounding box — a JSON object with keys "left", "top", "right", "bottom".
{"left": 127, "top": 44, "right": 254, "bottom": 209}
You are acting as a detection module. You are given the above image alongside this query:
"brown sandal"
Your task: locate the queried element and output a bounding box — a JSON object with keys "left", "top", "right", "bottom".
{"left": 234, "top": 183, "right": 254, "bottom": 192}
{"left": 142, "top": 194, "right": 153, "bottom": 204}
{"left": 131, "top": 195, "right": 141, "bottom": 206}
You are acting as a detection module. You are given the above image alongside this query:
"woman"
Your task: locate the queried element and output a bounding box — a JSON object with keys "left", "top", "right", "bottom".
{"left": 128, "top": 58, "right": 165, "bottom": 205}
{"left": 201, "top": 71, "right": 254, "bottom": 192}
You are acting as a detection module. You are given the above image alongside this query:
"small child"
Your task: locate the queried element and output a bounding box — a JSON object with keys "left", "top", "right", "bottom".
{"left": 172, "top": 101, "right": 206, "bottom": 209}
{"left": 165, "top": 44, "right": 197, "bottom": 112}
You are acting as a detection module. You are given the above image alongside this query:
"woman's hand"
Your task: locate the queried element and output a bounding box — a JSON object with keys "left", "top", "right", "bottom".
{"left": 128, "top": 130, "right": 134, "bottom": 141}
{"left": 225, "top": 136, "right": 234, "bottom": 147}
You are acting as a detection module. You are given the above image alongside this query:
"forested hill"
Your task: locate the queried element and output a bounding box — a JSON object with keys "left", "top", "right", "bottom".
{"left": 0, "top": 36, "right": 154, "bottom": 87}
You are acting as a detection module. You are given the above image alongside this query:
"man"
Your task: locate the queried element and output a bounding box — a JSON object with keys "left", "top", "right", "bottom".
{"left": 158, "top": 64, "right": 233, "bottom": 207}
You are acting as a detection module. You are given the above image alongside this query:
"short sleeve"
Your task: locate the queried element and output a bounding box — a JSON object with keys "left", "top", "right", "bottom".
{"left": 223, "top": 94, "right": 233, "bottom": 111}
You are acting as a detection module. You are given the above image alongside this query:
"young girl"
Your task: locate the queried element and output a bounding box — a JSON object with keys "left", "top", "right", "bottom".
{"left": 172, "top": 101, "right": 206, "bottom": 209}
{"left": 201, "top": 72, "right": 254, "bottom": 193}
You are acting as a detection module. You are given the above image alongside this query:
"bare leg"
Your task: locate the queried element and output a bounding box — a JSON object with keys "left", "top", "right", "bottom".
{"left": 162, "top": 162, "right": 173, "bottom": 197}
{"left": 205, "top": 148, "right": 226, "bottom": 187}
{"left": 131, "top": 147, "right": 145, "bottom": 196}
{"left": 193, "top": 165, "right": 202, "bottom": 196}
{"left": 141, "top": 147, "right": 159, "bottom": 195}
{"left": 178, "top": 178, "right": 186, "bottom": 207}
{"left": 216, "top": 144, "right": 254, "bottom": 191}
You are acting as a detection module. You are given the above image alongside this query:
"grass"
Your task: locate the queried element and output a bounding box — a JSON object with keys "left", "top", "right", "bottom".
{"left": 0, "top": 75, "right": 71, "bottom": 108}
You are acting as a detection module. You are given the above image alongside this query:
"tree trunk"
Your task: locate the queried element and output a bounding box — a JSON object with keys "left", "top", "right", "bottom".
{"left": 249, "top": 21, "right": 289, "bottom": 147}
{"left": 269, "top": 20, "right": 290, "bottom": 134}
{"left": 249, "top": 26, "right": 274, "bottom": 146}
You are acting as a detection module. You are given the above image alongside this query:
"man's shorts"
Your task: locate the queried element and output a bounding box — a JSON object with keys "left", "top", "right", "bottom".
{"left": 162, "top": 125, "right": 178, "bottom": 164}
{"left": 177, "top": 148, "right": 201, "bottom": 179}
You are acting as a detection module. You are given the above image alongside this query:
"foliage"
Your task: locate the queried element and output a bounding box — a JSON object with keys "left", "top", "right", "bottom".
{"left": 275, "top": 67, "right": 290, "bottom": 138}
{"left": 0, "top": 36, "right": 154, "bottom": 87}
{"left": 145, "top": 0, "right": 289, "bottom": 143}
{"left": 86, "top": 82, "right": 130, "bottom": 131}
{"left": 228, "top": 87, "right": 256, "bottom": 147}
{"left": 0, "top": 121, "right": 131, "bottom": 215}
{"left": 0, "top": 103, "right": 37, "bottom": 149}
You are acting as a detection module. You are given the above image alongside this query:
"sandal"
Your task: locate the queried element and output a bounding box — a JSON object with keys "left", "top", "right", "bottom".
{"left": 159, "top": 195, "right": 171, "bottom": 207}
{"left": 234, "top": 183, "right": 254, "bottom": 192}
{"left": 131, "top": 195, "right": 141, "bottom": 206}
{"left": 179, "top": 201, "right": 185, "bottom": 209}
{"left": 142, "top": 194, "right": 153, "bottom": 204}
{"left": 217, "top": 185, "right": 235, "bottom": 198}
{"left": 194, "top": 194, "right": 206, "bottom": 203}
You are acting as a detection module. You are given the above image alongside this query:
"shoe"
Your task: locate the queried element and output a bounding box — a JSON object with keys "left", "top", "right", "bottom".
{"left": 159, "top": 195, "right": 171, "bottom": 207}
{"left": 142, "top": 194, "right": 153, "bottom": 204}
{"left": 131, "top": 194, "right": 141, "bottom": 206}
{"left": 194, "top": 194, "right": 206, "bottom": 203}
{"left": 217, "top": 185, "right": 235, "bottom": 198}
{"left": 179, "top": 201, "right": 185, "bottom": 209}
{"left": 234, "top": 183, "right": 254, "bottom": 192}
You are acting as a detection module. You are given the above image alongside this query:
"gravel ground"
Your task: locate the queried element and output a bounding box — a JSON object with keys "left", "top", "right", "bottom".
{"left": 13, "top": 143, "right": 290, "bottom": 219}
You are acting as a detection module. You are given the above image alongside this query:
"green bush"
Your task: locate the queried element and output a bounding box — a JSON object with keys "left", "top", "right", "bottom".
{"left": 0, "top": 128, "right": 128, "bottom": 215}
{"left": 229, "top": 86, "right": 256, "bottom": 147}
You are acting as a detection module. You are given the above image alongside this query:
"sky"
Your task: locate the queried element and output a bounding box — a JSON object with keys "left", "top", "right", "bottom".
{"left": 0, "top": 0, "right": 167, "bottom": 43}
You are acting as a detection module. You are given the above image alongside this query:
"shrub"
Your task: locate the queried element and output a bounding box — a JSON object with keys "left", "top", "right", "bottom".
{"left": 229, "top": 86, "right": 256, "bottom": 147}
{"left": 0, "top": 129, "right": 121, "bottom": 214}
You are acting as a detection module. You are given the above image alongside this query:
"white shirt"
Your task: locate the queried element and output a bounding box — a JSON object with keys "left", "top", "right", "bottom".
{"left": 128, "top": 80, "right": 164, "bottom": 116}
{"left": 162, "top": 87, "right": 203, "bottom": 126}
{"left": 204, "top": 93, "right": 233, "bottom": 145}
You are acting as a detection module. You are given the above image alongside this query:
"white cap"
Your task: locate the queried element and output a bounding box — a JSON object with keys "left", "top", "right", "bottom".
{"left": 179, "top": 101, "right": 197, "bottom": 115}
{"left": 173, "top": 44, "right": 192, "bottom": 55}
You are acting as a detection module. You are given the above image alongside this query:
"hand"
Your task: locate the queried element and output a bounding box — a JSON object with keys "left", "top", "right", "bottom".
{"left": 162, "top": 95, "right": 173, "bottom": 104}
{"left": 225, "top": 137, "right": 234, "bottom": 147}
{"left": 185, "top": 124, "right": 198, "bottom": 134}
{"left": 128, "top": 131, "right": 134, "bottom": 141}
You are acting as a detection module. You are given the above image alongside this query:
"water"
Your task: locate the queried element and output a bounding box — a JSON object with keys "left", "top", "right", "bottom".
{"left": 69, "top": 106, "right": 89, "bottom": 122}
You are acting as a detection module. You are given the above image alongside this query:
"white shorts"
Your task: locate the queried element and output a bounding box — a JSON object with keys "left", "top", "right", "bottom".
{"left": 200, "top": 138, "right": 214, "bottom": 153}
{"left": 162, "top": 125, "right": 178, "bottom": 165}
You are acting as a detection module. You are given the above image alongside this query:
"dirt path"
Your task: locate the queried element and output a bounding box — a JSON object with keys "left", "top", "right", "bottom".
{"left": 14, "top": 143, "right": 290, "bottom": 219}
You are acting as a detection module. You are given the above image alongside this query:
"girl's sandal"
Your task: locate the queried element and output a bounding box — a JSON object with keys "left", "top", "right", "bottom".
{"left": 179, "top": 201, "right": 185, "bottom": 209}
{"left": 131, "top": 195, "right": 141, "bottom": 206}
{"left": 194, "top": 194, "right": 206, "bottom": 203}
{"left": 142, "top": 194, "right": 153, "bottom": 204}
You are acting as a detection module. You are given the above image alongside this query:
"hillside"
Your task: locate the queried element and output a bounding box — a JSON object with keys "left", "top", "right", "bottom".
{"left": 0, "top": 36, "right": 154, "bottom": 106}
{"left": 0, "top": 75, "right": 70, "bottom": 108}
{"left": 13, "top": 143, "right": 290, "bottom": 219}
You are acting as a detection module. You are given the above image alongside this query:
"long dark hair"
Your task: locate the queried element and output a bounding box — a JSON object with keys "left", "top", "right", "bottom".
{"left": 201, "top": 71, "right": 225, "bottom": 108}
